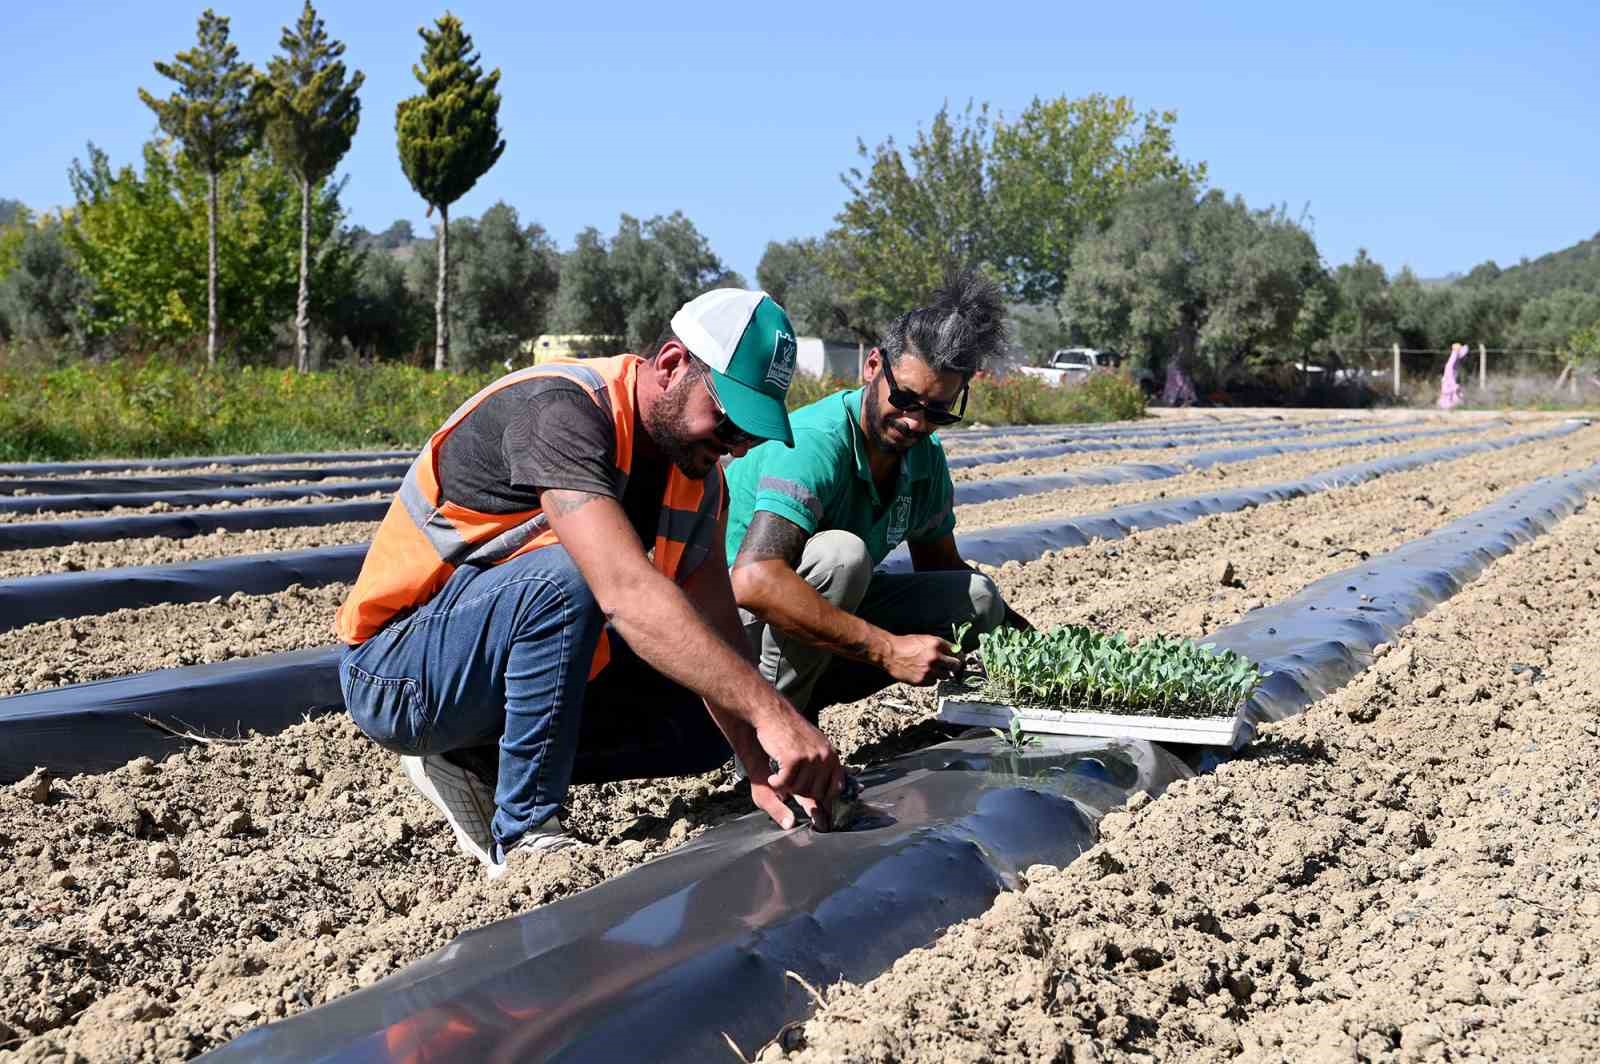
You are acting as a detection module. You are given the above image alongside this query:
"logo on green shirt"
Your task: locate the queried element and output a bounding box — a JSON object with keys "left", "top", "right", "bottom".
{"left": 886, "top": 494, "right": 911, "bottom": 550}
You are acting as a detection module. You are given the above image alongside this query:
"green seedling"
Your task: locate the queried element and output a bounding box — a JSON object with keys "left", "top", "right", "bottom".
{"left": 989, "top": 711, "right": 1039, "bottom": 754}
{"left": 970, "top": 624, "right": 1270, "bottom": 719}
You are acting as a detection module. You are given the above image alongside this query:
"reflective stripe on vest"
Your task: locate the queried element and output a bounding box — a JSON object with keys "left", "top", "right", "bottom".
{"left": 334, "top": 355, "right": 720, "bottom": 661}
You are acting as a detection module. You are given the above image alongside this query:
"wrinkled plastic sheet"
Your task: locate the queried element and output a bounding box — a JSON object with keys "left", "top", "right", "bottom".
{"left": 897, "top": 421, "right": 1586, "bottom": 571}
{"left": 953, "top": 420, "right": 1490, "bottom": 505}
{"left": 0, "top": 478, "right": 399, "bottom": 517}
{"left": 0, "top": 461, "right": 410, "bottom": 498}
{"left": 203, "top": 735, "right": 1190, "bottom": 1063}
{"left": 945, "top": 416, "right": 1426, "bottom": 470}
{"left": 0, "top": 647, "right": 342, "bottom": 782}
{"left": 0, "top": 499, "right": 390, "bottom": 550}
{"left": 0, "top": 449, "right": 413, "bottom": 477}
{"left": 1209, "top": 457, "right": 1600, "bottom": 732}
{"left": 0, "top": 545, "right": 366, "bottom": 633}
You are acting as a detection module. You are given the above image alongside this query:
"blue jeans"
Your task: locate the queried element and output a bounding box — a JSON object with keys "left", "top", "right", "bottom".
{"left": 340, "top": 546, "right": 731, "bottom": 848}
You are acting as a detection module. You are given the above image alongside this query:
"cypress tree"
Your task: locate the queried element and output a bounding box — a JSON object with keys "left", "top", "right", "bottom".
{"left": 256, "top": 1, "right": 364, "bottom": 372}
{"left": 138, "top": 10, "right": 257, "bottom": 366}
{"left": 395, "top": 13, "right": 505, "bottom": 371}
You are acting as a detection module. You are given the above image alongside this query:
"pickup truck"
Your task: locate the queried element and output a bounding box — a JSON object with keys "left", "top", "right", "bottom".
{"left": 1019, "top": 348, "right": 1155, "bottom": 393}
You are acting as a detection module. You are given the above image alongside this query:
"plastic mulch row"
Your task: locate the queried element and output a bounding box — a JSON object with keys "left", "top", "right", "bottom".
{"left": 0, "top": 421, "right": 1583, "bottom": 782}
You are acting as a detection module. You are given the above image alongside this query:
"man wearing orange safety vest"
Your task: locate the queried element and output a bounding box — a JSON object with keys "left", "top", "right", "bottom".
{"left": 335, "top": 290, "right": 844, "bottom": 879}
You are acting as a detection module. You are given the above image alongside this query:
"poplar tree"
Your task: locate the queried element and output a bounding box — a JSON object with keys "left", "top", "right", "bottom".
{"left": 395, "top": 13, "right": 505, "bottom": 371}
{"left": 256, "top": 1, "right": 364, "bottom": 371}
{"left": 138, "top": 10, "right": 257, "bottom": 365}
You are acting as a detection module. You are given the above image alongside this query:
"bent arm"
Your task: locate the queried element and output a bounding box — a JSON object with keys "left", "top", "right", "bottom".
{"left": 730, "top": 510, "right": 894, "bottom": 669}
{"left": 543, "top": 489, "right": 844, "bottom": 821}
{"left": 543, "top": 489, "right": 784, "bottom": 725}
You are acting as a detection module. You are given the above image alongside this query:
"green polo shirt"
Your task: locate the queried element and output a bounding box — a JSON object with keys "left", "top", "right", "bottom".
{"left": 724, "top": 387, "right": 957, "bottom": 566}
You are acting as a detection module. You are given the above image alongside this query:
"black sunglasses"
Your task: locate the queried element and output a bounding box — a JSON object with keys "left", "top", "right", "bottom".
{"left": 700, "top": 368, "right": 763, "bottom": 448}
{"left": 878, "top": 353, "right": 968, "bottom": 426}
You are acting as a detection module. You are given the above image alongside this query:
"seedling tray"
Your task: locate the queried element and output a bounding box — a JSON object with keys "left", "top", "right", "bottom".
{"left": 936, "top": 682, "right": 1254, "bottom": 750}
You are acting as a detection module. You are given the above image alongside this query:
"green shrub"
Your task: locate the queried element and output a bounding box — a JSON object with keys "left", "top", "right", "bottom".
{"left": 0, "top": 358, "right": 496, "bottom": 461}
{"left": 0, "top": 361, "right": 1149, "bottom": 462}
{"left": 966, "top": 370, "right": 1146, "bottom": 426}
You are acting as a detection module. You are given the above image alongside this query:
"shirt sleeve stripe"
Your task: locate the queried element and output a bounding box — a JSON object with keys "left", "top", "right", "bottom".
{"left": 756, "top": 475, "right": 824, "bottom": 525}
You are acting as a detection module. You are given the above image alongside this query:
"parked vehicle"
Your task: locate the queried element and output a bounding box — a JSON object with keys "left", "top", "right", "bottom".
{"left": 1020, "top": 348, "right": 1157, "bottom": 394}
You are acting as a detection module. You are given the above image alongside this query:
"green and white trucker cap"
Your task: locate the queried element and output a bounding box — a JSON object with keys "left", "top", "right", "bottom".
{"left": 671, "top": 289, "right": 797, "bottom": 447}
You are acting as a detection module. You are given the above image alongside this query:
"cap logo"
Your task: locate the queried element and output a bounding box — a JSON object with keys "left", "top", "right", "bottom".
{"left": 765, "top": 329, "right": 797, "bottom": 391}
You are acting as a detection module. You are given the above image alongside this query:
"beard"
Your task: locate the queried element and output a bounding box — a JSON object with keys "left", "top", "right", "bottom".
{"left": 861, "top": 391, "right": 928, "bottom": 456}
{"left": 643, "top": 371, "right": 719, "bottom": 479}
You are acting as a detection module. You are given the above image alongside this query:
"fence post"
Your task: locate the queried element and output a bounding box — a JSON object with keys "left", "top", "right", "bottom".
{"left": 1393, "top": 343, "right": 1401, "bottom": 396}
{"left": 1478, "top": 343, "right": 1487, "bottom": 392}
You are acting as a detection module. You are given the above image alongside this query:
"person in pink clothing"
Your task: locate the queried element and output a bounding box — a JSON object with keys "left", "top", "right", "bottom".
{"left": 1439, "top": 342, "right": 1466, "bottom": 410}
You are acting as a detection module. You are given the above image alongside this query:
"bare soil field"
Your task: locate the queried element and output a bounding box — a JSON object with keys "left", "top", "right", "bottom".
{"left": 787, "top": 483, "right": 1600, "bottom": 1064}
{"left": 2, "top": 415, "right": 1595, "bottom": 1061}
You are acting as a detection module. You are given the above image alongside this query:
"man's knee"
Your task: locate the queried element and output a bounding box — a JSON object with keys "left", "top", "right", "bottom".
{"left": 798, "top": 530, "right": 874, "bottom": 608}
{"left": 968, "top": 572, "right": 1006, "bottom": 633}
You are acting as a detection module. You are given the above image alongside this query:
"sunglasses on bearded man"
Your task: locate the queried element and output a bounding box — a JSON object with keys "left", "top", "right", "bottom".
{"left": 877, "top": 350, "right": 968, "bottom": 426}
{"left": 698, "top": 365, "right": 764, "bottom": 448}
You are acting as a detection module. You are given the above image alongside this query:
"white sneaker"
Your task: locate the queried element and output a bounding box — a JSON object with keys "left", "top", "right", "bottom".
{"left": 400, "top": 754, "right": 497, "bottom": 867}
{"left": 486, "top": 818, "right": 578, "bottom": 881}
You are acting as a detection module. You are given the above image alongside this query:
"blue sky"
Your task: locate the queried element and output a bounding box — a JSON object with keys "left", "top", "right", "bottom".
{"left": 5, "top": 1, "right": 1596, "bottom": 285}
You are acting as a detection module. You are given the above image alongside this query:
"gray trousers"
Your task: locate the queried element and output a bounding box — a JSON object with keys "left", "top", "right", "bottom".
{"left": 740, "top": 530, "right": 1007, "bottom": 719}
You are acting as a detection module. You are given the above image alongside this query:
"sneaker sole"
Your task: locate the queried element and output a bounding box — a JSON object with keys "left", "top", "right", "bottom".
{"left": 401, "top": 755, "right": 497, "bottom": 867}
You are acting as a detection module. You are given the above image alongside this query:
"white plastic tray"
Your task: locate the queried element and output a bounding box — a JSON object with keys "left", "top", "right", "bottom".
{"left": 937, "top": 687, "right": 1254, "bottom": 750}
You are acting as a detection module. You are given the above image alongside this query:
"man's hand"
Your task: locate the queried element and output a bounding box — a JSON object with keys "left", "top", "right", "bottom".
{"left": 756, "top": 710, "right": 845, "bottom": 831}
{"left": 884, "top": 633, "right": 963, "bottom": 685}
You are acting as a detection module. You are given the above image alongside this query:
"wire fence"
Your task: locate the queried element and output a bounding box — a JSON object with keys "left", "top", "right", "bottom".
{"left": 1329, "top": 344, "right": 1595, "bottom": 401}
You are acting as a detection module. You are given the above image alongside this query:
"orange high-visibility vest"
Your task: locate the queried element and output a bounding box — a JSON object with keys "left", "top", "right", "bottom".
{"left": 334, "top": 355, "right": 723, "bottom": 677}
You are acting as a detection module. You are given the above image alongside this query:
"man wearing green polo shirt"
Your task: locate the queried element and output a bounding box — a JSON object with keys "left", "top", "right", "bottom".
{"left": 725, "top": 273, "right": 1031, "bottom": 719}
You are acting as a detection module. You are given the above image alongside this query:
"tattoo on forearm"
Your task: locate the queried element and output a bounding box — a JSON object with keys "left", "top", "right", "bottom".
{"left": 733, "top": 511, "right": 809, "bottom": 569}
{"left": 540, "top": 488, "right": 605, "bottom": 518}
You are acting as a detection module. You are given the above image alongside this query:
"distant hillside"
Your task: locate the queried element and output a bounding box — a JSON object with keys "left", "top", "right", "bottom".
{"left": 1459, "top": 231, "right": 1600, "bottom": 298}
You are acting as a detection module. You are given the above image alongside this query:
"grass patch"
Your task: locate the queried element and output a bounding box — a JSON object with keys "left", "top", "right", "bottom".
{"left": 0, "top": 360, "right": 1147, "bottom": 461}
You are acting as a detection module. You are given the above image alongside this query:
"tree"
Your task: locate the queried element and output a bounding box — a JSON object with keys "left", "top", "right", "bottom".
{"left": 0, "top": 216, "right": 93, "bottom": 349}
{"left": 405, "top": 202, "right": 560, "bottom": 367}
{"left": 327, "top": 249, "right": 427, "bottom": 361}
{"left": 1063, "top": 182, "right": 1327, "bottom": 403}
{"left": 138, "top": 9, "right": 258, "bottom": 365}
{"left": 554, "top": 212, "right": 742, "bottom": 350}
{"left": 68, "top": 139, "right": 358, "bottom": 359}
{"left": 825, "top": 95, "right": 1203, "bottom": 339}
{"left": 828, "top": 103, "right": 997, "bottom": 335}
{"left": 0, "top": 201, "right": 33, "bottom": 278}
{"left": 553, "top": 226, "right": 624, "bottom": 339}
{"left": 255, "top": 1, "right": 364, "bottom": 372}
{"left": 989, "top": 94, "right": 1204, "bottom": 306}
{"left": 756, "top": 237, "right": 860, "bottom": 341}
{"left": 1330, "top": 248, "right": 1392, "bottom": 357}
{"left": 395, "top": 13, "right": 505, "bottom": 371}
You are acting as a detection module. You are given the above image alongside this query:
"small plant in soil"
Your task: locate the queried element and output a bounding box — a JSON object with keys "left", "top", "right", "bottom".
{"left": 958, "top": 624, "right": 1270, "bottom": 719}
{"left": 989, "top": 711, "right": 1040, "bottom": 753}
